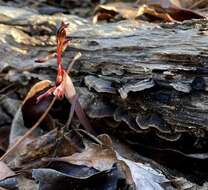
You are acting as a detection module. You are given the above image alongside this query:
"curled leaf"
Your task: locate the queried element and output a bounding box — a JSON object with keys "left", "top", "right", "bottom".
{"left": 23, "top": 80, "right": 52, "bottom": 105}
{"left": 33, "top": 162, "right": 130, "bottom": 190}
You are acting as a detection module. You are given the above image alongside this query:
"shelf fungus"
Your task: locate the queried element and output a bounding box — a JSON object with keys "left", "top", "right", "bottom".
{"left": 118, "top": 79, "right": 155, "bottom": 99}
{"left": 114, "top": 108, "right": 149, "bottom": 134}
{"left": 87, "top": 100, "right": 115, "bottom": 119}
{"left": 136, "top": 113, "right": 172, "bottom": 134}
{"left": 84, "top": 75, "right": 116, "bottom": 94}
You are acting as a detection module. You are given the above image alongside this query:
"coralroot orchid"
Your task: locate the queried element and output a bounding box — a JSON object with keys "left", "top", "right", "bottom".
{"left": 35, "top": 21, "right": 95, "bottom": 135}
{"left": 56, "top": 22, "right": 70, "bottom": 85}
{"left": 36, "top": 22, "right": 70, "bottom": 103}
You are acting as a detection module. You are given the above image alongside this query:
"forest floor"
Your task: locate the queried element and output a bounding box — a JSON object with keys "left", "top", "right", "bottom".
{"left": 0, "top": 1, "right": 208, "bottom": 190}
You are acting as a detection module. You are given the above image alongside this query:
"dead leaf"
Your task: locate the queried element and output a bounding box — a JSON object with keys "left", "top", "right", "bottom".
{"left": 0, "top": 174, "right": 38, "bottom": 190}
{"left": 93, "top": 2, "right": 139, "bottom": 23}
{"left": 2, "top": 81, "right": 56, "bottom": 164}
{"left": 43, "top": 134, "right": 176, "bottom": 190}
{"left": 31, "top": 134, "right": 134, "bottom": 189}
{"left": 93, "top": 1, "right": 205, "bottom": 23}
{"left": 136, "top": 0, "right": 205, "bottom": 21}
{"left": 137, "top": 0, "right": 208, "bottom": 9}
{"left": 19, "top": 128, "right": 79, "bottom": 165}
{"left": 0, "top": 98, "right": 20, "bottom": 154}
{"left": 97, "top": 134, "right": 113, "bottom": 147}
{"left": 57, "top": 143, "right": 117, "bottom": 171}
{"left": 117, "top": 154, "right": 172, "bottom": 190}
{"left": 0, "top": 161, "right": 15, "bottom": 190}
{"left": 0, "top": 161, "right": 15, "bottom": 180}
{"left": 33, "top": 161, "right": 130, "bottom": 190}
{"left": 22, "top": 87, "right": 54, "bottom": 130}
{"left": 22, "top": 80, "right": 52, "bottom": 105}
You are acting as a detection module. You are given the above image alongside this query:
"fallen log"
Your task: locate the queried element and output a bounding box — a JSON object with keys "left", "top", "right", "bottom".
{"left": 0, "top": 5, "right": 208, "bottom": 184}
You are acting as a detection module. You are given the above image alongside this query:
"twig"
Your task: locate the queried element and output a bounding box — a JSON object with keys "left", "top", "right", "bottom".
{"left": 0, "top": 96, "right": 57, "bottom": 161}
{"left": 75, "top": 129, "right": 102, "bottom": 145}
{"left": 66, "top": 52, "right": 82, "bottom": 74}
{"left": 65, "top": 95, "right": 78, "bottom": 129}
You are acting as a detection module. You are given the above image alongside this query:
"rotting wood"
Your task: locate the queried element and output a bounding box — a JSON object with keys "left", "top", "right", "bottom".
{"left": 0, "top": 5, "right": 208, "bottom": 184}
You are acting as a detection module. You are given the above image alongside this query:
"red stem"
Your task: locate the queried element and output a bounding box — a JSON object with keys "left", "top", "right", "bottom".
{"left": 56, "top": 46, "right": 64, "bottom": 84}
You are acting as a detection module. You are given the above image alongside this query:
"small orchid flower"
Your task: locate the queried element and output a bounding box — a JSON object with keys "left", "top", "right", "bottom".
{"left": 35, "top": 21, "right": 95, "bottom": 134}
{"left": 36, "top": 22, "right": 70, "bottom": 103}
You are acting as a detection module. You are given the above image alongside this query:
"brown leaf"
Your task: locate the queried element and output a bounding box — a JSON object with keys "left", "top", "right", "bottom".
{"left": 23, "top": 80, "right": 52, "bottom": 105}
{"left": 137, "top": 4, "right": 175, "bottom": 22}
{"left": 136, "top": 0, "right": 205, "bottom": 21}
{"left": 59, "top": 143, "right": 117, "bottom": 171}
{"left": 21, "top": 79, "right": 57, "bottom": 132}
{"left": 44, "top": 133, "right": 175, "bottom": 189}
{"left": 94, "top": 0, "right": 205, "bottom": 23}
{"left": 19, "top": 129, "right": 79, "bottom": 164}
{"left": 137, "top": 0, "right": 208, "bottom": 9}
{"left": 165, "top": 6, "right": 204, "bottom": 21}
{"left": 43, "top": 134, "right": 113, "bottom": 172}
{"left": 0, "top": 161, "right": 15, "bottom": 190}
{"left": 97, "top": 134, "right": 113, "bottom": 147}
{"left": 93, "top": 2, "right": 138, "bottom": 23}
{"left": 0, "top": 161, "right": 14, "bottom": 179}
{"left": 1, "top": 84, "right": 56, "bottom": 163}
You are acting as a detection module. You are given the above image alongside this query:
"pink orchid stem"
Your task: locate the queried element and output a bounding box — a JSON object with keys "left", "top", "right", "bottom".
{"left": 36, "top": 86, "right": 56, "bottom": 103}
{"left": 56, "top": 22, "right": 69, "bottom": 85}
{"left": 36, "top": 22, "right": 95, "bottom": 134}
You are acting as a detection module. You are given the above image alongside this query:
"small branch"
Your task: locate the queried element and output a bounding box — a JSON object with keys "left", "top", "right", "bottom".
{"left": 75, "top": 129, "right": 102, "bottom": 145}
{"left": 66, "top": 52, "right": 82, "bottom": 74}
{"left": 65, "top": 95, "right": 78, "bottom": 129}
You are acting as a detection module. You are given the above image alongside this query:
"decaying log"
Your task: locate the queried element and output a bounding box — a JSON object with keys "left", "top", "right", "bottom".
{"left": 0, "top": 5, "right": 208, "bottom": 183}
